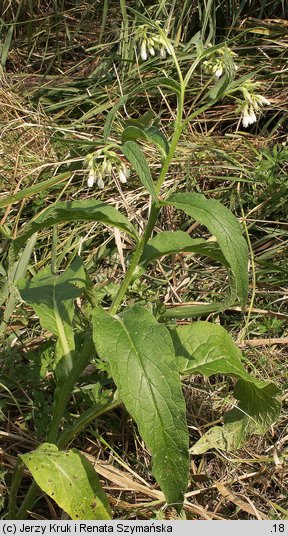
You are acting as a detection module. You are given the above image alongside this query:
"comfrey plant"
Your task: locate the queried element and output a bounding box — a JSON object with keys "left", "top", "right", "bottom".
{"left": 8, "top": 21, "right": 280, "bottom": 520}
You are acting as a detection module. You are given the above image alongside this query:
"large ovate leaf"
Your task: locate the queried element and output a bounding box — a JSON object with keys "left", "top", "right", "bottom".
{"left": 171, "top": 322, "right": 281, "bottom": 453}
{"left": 20, "top": 444, "right": 111, "bottom": 520}
{"left": 91, "top": 305, "right": 189, "bottom": 508}
{"left": 163, "top": 193, "right": 248, "bottom": 307}
{"left": 141, "top": 230, "right": 227, "bottom": 266}
{"left": 122, "top": 141, "right": 158, "bottom": 200}
{"left": 14, "top": 199, "right": 138, "bottom": 253}
{"left": 18, "top": 256, "right": 86, "bottom": 374}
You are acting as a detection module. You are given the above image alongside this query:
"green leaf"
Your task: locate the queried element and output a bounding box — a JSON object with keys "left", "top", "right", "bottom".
{"left": 145, "top": 126, "right": 169, "bottom": 156}
{"left": 131, "top": 76, "right": 180, "bottom": 96}
{"left": 170, "top": 322, "right": 281, "bottom": 452}
{"left": 20, "top": 443, "right": 111, "bottom": 520}
{"left": 91, "top": 305, "right": 189, "bottom": 508}
{"left": 0, "top": 172, "right": 70, "bottom": 210}
{"left": 149, "top": 76, "right": 181, "bottom": 95}
{"left": 163, "top": 303, "right": 227, "bottom": 319}
{"left": 141, "top": 230, "right": 227, "bottom": 266}
{"left": 14, "top": 199, "right": 138, "bottom": 253}
{"left": 1, "top": 24, "right": 14, "bottom": 68}
{"left": 122, "top": 126, "right": 169, "bottom": 160}
{"left": 18, "top": 256, "right": 86, "bottom": 374}
{"left": 122, "top": 141, "right": 158, "bottom": 200}
{"left": 124, "top": 110, "right": 156, "bottom": 128}
{"left": 0, "top": 234, "right": 38, "bottom": 335}
{"left": 163, "top": 193, "right": 248, "bottom": 307}
{"left": 190, "top": 379, "right": 281, "bottom": 454}
{"left": 171, "top": 321, "right": 250, "bottom": 378}
{"left": 103, "top": 75, "right": 179, "bottom": 142}
{"left": 103, "top": 95, "right": 128, "bottom": 143}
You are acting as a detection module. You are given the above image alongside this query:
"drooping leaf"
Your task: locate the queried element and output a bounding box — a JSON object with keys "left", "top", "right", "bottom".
{"left": 122, "top": 141, "right": 158, "bottom": 200}
{"left": 18, "top": 256, "right": 86, "bottom": 374}
{"left": 153, "top": 77, "right": 181, "bottom": 94}
{"left": 91, "top": 305, "right": 189, "bottom": 508}
{"left": 103, "top": 95, "right": 128, "bottom": 143}
{"left": 124, "top": 110, "right": 156, "bottom": 128}
{"left": 141, "top": 230, "right": 227, "bottom": 266}
{"left": 14, "top": 199, "right": 138, "bottom": 253}
{"left": 163, "top": 193, "right": 249, "bottom": 307}
{"left": 170, "top": 322, "right": 281, "bottom": 453}
{"left": 190, "top": 379, "right": 281, "bottom": 454}
{"left": 171, "top": 321, "right": 250, "bottom": 379}
{"left": 0, "top": 172, "right": 70, "bottom": 210}
{"left": 20, "top": 443, "right": 111, "bottom": 520}
{"left": 209, "top": 73, "right": 230, "bottom": 100}
{"left": 122, "top": 126, "right": 169, "bottom": 159}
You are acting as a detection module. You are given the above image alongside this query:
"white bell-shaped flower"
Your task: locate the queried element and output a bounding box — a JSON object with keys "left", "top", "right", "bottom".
{"left": 140, "top": 40, "right": 147, "bottom": 61}
{"left": 87, "top": 169, "right": 96, "bottom": 188}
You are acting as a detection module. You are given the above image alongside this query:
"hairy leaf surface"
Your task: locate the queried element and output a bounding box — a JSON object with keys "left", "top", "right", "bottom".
{"left": 91, "top": 305, "right": 189, "bottom": 508}
{"left": 21, "top": 444, "right": 111, "bottom": 520}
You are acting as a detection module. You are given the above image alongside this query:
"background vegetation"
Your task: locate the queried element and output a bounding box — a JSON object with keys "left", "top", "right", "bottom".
{"left": 0, "top": 0, "right": 287, "bottom": 520}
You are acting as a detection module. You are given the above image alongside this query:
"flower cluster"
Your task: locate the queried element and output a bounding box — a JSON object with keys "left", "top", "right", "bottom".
{"left": 85, "top": 148, "right": 130, "bottom": 189}
{"left": 135, "top": 23, "right": 172, "bottom": 61}
{"left": 237, "top": 81, "right": 271, "bottom": 128}
{"left": 203, "top": 46, "right": 238, "bottom": 80}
